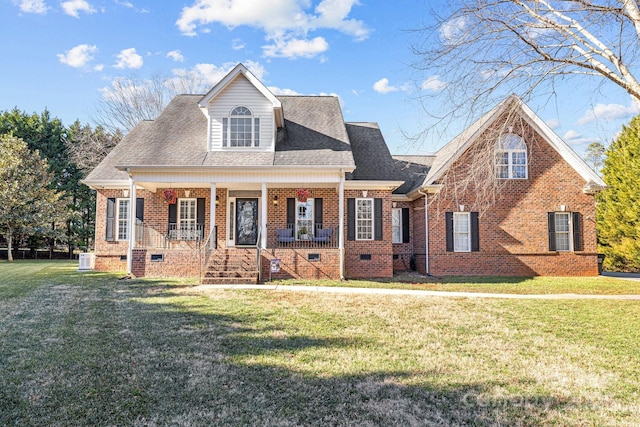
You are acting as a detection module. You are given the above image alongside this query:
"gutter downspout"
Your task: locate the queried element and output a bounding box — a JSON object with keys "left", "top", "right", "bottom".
{"left": 418, "top": 189, "right": 429, "bottom": 275}
{"left": 339, "top": 169, "right": 345, "bottom": 280}
{"left": 127, "top": 173, "right": 136, "bottom": 276}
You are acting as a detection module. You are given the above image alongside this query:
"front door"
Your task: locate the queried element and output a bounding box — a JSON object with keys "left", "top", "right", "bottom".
{"left": 235, "top": 198, "right": 258, "bottom": 246}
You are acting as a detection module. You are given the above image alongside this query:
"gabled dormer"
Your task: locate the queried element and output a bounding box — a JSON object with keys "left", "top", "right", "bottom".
{"left": 198, "top": 63, "right": 283, "bottom": 152}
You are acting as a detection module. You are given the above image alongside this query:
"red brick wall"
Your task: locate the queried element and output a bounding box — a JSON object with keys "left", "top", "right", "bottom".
{"left": 392, "top": 201, "right": 415, "bottom": 272}
{"left": 266, "top": 188, "right": 339, "bottom": 247}
{"left": 261, "top": 248, "right": 341, "bottom": 280}
{"left": 424, "top": 118, "right": 599, "bottom": 276}
{"left": 343, "top": 189, "right": 394, "bottom": 278}
{"left": 94, "top": 188, "right": 218, "bottom": 277}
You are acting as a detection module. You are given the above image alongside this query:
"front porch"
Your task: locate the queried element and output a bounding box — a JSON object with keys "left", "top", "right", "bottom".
{"left": 105, "top": 185, "right": 344, "bottom": 281}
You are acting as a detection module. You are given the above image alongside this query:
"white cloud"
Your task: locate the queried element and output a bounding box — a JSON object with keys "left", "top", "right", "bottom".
{"left": 17, "top": 0, "right": 48, "bottom": 14}
{"left": 166, "top": 50, "right": 184, "bottom": 62}
{"left": 546, "top": 118, "right": 561, "bottom": 129}
{"left": 577, "top": 102, "right": 640, "bottom": 125}
{"left": 114, "top": 48, "right": 143, "bottom": 69}
{"left": 373, "top": 78, "right": 398, "bottom": 94}
{"left": 232, "top": 38, "right": 245, "bottom": 50}
{"left": 263, "top": 36, "right": 329, "bottom": 59}
{"left": 61, "top": 0, "right": 95, "bottom": 17}
{"left": 171, "top": 60, "right": 266, "bottom": 87}
{"left": 563, "top": 129, "right": 599, "bottom": 146}
{"left": 268, "top": 86, "right": 302, "bottom": 96}
{"left": 421, "top": 75, "right": 447, "bottom": 92}
{"left": 57, "top": 44, "right": 98, "bottom": 68}
{"left": 440, "top": 15, "right": 468, "bottom": 45}
{"left": 176, "top": 0, "right": 369, "bottom": 59}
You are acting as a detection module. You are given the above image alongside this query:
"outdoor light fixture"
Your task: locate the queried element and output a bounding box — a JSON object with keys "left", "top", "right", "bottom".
{"left": 273, "top": 195, "right": 279, "bottom": 206}
{"left": 215, "top": 195, "right": 220, "bottom": 206}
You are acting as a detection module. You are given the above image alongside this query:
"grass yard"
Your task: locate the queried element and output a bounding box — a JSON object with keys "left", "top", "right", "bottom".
{"left": 1, "top": 261, "right": 639, "bottom": 426}
{"left": 272, "top": 272, "right": 640, "bottom": 295}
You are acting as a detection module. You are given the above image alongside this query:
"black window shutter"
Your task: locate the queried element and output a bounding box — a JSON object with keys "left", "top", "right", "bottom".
{"left": 286, "top": 198, "right": 295, "bottom": 227}
{"left": 314, "top": 198, "right": 323, "bottom": 231}
{"left": 471, "top": 212, "right": 480, "bottom": 252}
{"left": 402, "top": 207, "right": 410, "bottom": 243}
{"left": 347, "top": 198, "right": 355, "bottom": 241}
{"left": 445, "top": 212, "right": 454, "bottom": 252}
{"left": 548, "top": 212, "right": 556, "bottom": 251}
{"left": 136, "top": 198, "right": 144, "bottom": 222}
{"left": 197, "top": 198, "right": 206, "bottom": 225}
{"left": 374, "top": 198, "right": 383, "bottom": 241}
{"left": 168, "top": 203, "right": 177, "bottom": 233}
{"left": 106, "top": 197, "right": 115, "bottom": 242}
{"left": 572, "top": 212, "right": 583, "bottom": 251}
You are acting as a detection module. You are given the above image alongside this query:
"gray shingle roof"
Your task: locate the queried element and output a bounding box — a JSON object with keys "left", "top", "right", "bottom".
{"left": 85, "top": 94, "right": 359, "bottom": 186}
{"left": 275, "top": 96, "right": 354, "bottom": 167}
{"left": 345, "top": 122, "right": 399, "bottom": 181}
{"left": 392, "top": 155, "right": 434, "bottom": 194}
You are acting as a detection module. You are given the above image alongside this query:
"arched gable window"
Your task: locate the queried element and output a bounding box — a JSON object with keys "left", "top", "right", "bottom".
{"left": 222, "top": 106, "right": 260, "bottom": 147}
{"left": 495, "top": 133, "right": 527, "bottom": 179}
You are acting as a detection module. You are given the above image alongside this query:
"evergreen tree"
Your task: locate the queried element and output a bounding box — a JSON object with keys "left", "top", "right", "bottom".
{"left": 0, "top": 135, "right": 69, "bottom": 262}
{"left": 597, "top": 116, "right": 640, "bottom": 271}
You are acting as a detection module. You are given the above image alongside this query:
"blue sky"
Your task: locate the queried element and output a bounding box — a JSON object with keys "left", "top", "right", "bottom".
{"left": 1, "top": 0, "right": 638, "bottom": 156}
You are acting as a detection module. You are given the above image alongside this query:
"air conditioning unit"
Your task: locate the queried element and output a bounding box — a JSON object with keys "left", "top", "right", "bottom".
{"left": 78, "top": 253, "right": 95, "bottom": 271}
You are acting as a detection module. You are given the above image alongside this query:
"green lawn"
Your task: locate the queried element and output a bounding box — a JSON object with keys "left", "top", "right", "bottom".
{"left": 1, "top": 261, "right": 639, "bottom": 425}
{"left": 273, "top": 272, "right": 640, "bottom": 295}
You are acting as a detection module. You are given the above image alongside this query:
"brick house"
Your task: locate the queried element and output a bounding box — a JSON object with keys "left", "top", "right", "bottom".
{"left": 84, "top": 63, "right": 605, "bottom": 281}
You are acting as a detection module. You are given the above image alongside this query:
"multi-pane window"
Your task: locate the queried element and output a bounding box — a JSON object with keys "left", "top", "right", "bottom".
{"left": 392, "top": 208, "right": 402, "bottom": 243}
{"left": 554, "top": 212, "right": 571, "bottom": 251}
{"left": 356, "top": 198, "right": 373, "bottom": 240}
{"left": 296, "top": 198, "right": 314, "bottom": 239}
{"left": 178, "top": 198, "right": 197, "bottom": 239}
{"left": 453, "top": 212, "right": 470, "bottom": 252}
{"left": 116, "top": 199, "right": 129, "bottom": 241}
{"left": 495, "top": 134, "right": 527, "bottom": 179}
{"left": 222, "top": 106, "right": 260, "bottom": 147}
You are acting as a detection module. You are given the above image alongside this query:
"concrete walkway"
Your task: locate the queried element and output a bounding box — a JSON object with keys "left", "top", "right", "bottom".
{"left": 602, "top": 271, "right": 640, "bottom": 282}
{"left": 193, "top": 283, "right": 640, "bottom": 300}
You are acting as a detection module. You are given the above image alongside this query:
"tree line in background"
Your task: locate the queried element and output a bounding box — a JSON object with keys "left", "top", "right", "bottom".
{"left": 0, "top": 108, "right": 120, "bottom": 261}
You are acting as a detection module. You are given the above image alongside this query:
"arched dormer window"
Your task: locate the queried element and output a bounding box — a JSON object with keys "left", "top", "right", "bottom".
{"left": 222, "top": 106, "right": 260, "bottom": 147}
{"left": 495, "top": 133, "right": 527, "bottom": 179}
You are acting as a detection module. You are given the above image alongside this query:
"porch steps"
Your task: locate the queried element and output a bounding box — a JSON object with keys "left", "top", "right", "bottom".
{"left": 202, "top": 249, "right": 260, "bottom": 285}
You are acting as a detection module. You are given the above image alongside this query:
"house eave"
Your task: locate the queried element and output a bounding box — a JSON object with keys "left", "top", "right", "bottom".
{"left": 343, "top": 180, "right": 405, "bottom": 191}
{"left": 115, "top": 164, "right": 356, "bottom": 173}
{"left": 81, "top": 179, "right": 130, "bottom": 190}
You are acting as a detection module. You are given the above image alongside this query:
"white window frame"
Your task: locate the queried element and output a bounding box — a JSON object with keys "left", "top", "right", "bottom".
{"left": 356, "top": 198, "right": 374, "bottom": 241}
{"left": 296, "top": 198, "right": 314, "bottom": 239}
{"left": 453, "top": 212, "right": 471, "bottom": 252}
{"left": 495, "top": 133, "right": 528, "bottom": 179}
{"left": 554, "top": 212, "right": 572, "bottom": 252}
{"left": 392, "top": 207, "right": 402, "bottom": 244}
{"left": 116, "top": 198, "right": 129, "bottom": 241}
{"left": 222, "top": 106, "right": 260, "bottom": 148}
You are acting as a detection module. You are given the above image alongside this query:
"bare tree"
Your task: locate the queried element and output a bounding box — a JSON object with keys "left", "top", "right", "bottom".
{"left": 414, "top": 0, "right": 640, "bottom": 124}
{"left": 94, "top": 72, "right": 211, "bottom": 133}
{"left": 584, "top": 141, "right": 606, "bottom": 173}
{"left": 431, "top": 104, "right": 535, "bottom": 215}
{"left": 65, "top": 122, "right": 122, "bottom": 173}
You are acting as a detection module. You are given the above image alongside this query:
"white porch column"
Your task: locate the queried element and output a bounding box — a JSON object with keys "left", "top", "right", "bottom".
{"left": 261, "top": 182, "right": 268, "bottom": 249}
{"left": 210, "top": 183, "right": 216, "bottom": 249}
{"left": 126, "top": 177, "right": 136, "bottom": 276}
{"left": 423, "top": 191, "right": 429, "bottom": 275}
{"left": 339, "top": 171, "right": 345, "bottom": 279}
